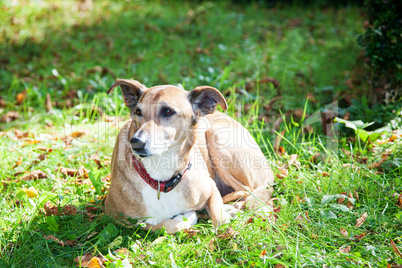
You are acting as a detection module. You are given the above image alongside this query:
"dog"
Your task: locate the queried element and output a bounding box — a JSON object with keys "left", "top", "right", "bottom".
{"left": 104, "top": 79, "right": 274, "bottom": 233}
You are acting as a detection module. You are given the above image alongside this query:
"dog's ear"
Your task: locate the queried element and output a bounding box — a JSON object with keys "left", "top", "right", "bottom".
{"left": 188, "top": 86, "right": 228, "bottom": 116}
{"left": 107, "top": 79, "right": 146, "bottom": 108}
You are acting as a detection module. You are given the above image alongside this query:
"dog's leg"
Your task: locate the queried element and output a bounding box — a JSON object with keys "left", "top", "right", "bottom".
{"left": 205, "top": 186, "right": 230, "bottom": 227}
{"left": 243, "top": 185, "right": 275, "bottom": 214}
{"left": 147, "top": 211, "right": 198, "bottom": 234}
{"left": 222, "top": 190, "right": 250, "bottom": 203}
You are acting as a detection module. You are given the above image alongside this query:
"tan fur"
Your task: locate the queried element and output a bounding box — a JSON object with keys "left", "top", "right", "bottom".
{"left": 104, "top": 79, "right": 274, "bottom": 233}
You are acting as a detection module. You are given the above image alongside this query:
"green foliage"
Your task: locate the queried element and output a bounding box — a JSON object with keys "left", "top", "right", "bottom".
{"left": 358, "top": 0, "right": 402, "bottom": 84}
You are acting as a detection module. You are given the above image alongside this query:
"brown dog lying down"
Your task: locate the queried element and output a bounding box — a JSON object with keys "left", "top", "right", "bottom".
{"left": 104, "top": 79, "right": 274, "bottom": 233}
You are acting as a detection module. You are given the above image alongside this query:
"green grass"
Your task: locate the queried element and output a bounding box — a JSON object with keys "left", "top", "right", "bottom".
{"left": 1, "top": 1, "right": 402, "bottom": 267}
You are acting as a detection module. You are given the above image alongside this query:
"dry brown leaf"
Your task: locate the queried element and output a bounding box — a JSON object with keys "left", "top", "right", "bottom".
{"left": 12, "top": 155, "right": 22, "bottom": 169}
{"left": 65, "top": 240, "right": 76, "bottom": 246}
{"left": 259, "top": 249, "right": 267, "bottom": 258}
{"left": 16, "top": 90, "right": 26, "bottom": 105}
{"left": 74, "top": 253, "right": 94, "bottom": 263}
{"left": 81, "top": 257, "right": 104, "bottom": 268}
{"left": 18, "top": 170, "right": 48, "bottom": 182}
{"left": 340, "top": 228, "right": 348, "bottom": 237}
{"left": 217, "top": 227, "right": 236, "bottom": 240}
{"left": 346, "top": 201, "right": 354, "bottom": 210}
{"left": 45, "top": 235, "right": 65, "bottom": 247}
{"left": 368, "top": 156, "right": 388, "bottom": 169}
{"left": 58, "top": 166, "right": 88, "bottom": 178}
{"left": 355, "top": 212, "right": 368, "bottom": 227}
{"left": 288, "top": 154, "right": 301, "bottom": 169}
{"left": 274, "top": 130, "right": 286, "bottom": 155}
{"left": 90, "top": 154, "right": 104, "bottom": 169}
{"left": 208, "top": 238, "right": 216, "bottom": 252}
{"left": 244, "top": 217, "right": 253, "bottom": 225}
{"left": 311, "top": 233, "right": 318, "bottom": 239}
{"left": 71, "top": 131, "right": 86, "bottom": 138}
{"left": 391, "top": 239, "right": 402, "bottom": 258}
{"left": 183, "top": 229, "right": 201, "bottom": 238}
{"left": 274, "top": 264, "right": 285, "bottom": 268}
{"left": 353, "top": 232, "right": 367, "bottom": 241}
{"left": 339, "top": 245, "right": 351, "bottom": 253}
{"left": 1, "top": 111, "right": 19, "bottom": 123}
{"left": 276, "top": 167, "right": 289, "bottom": 179}
{"left": 337, "top": 196, "right": 345, "bottom": 204}
{"left": 14, "top": 129, "right": 29, "bottom": 138}
{"left": 114, "top": 248, "right": 129, "bottom": 256}
{"left": 45, "top": 93, "right": 53, "bottom": 112}
{"left": 396, "top": 193, "right": 402, "bottom": 208}
{"left": 44, "top": 202, "right": 77, "bottom": 216}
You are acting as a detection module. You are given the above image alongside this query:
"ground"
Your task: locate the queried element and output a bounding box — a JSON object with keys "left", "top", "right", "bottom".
{"left": 0, "top": 1, "right": 402, "bottom": 267}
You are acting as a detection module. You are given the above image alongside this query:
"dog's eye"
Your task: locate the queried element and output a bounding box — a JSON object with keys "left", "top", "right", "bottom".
{"left": 161, "top": 107, "right": 175, "bottom": 117}
{"left": 135, "top": 108, "right": 142, "bottom": 116}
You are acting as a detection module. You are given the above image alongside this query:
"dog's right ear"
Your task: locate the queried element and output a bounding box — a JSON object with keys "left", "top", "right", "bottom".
{"left": 107, "top": 79, "right": 146, "bottom": 108}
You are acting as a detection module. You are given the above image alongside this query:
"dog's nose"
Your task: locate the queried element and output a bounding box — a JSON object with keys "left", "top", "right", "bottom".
{"left": 130, "top": 137, "right": 146, "bottom": 151}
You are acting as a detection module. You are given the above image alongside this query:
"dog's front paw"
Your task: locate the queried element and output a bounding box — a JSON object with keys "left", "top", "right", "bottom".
{"left": 172, "top": 211, "right": 198, "bottom": 229}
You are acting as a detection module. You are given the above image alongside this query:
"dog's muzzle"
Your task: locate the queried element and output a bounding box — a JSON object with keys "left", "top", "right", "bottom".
{"left": 130, "top": 137, "right": 148, "bottom": 157}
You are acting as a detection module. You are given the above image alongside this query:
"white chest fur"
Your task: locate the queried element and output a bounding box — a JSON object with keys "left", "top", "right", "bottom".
{"left": 141, "top": 185, "right": 191, "bottom": 225}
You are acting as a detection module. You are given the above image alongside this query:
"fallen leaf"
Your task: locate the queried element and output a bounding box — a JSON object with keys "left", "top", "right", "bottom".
{"left": 71, "top": 131, "right": 86, "bottom": 138}
{"left": 396, "top": 193, "right": 402, "bottom": 208}
{"left": 90, "top": 154, "right": 104, "bottom": 169}
{"left": 114, "top": 248, "right": 129, "bottom": 256}
{"left": 367, "top": 156, "right": 388, "bottom": 169}
{"left": 244, "top": 217, "right": 253, "bottom": 225}
{"left": 209, "top": 238, "right": 216, "bottom": 252}
{"left": 353, "top": 232, "right": 367, "bottom": 241}
{"left": 44, "top": 202, "right": 77, "bottom": 216}
{"left": 259, "top": 249, "right": 267, "bottom": 258}
{"left": 274, "top": 130, "right": 286, "bottom": 155}
{"left": 274, "top": 264, "right": 285, "bottom": 268}
{"left": 311, "top": 233, "right": 318, "bottom": 239}
{"left": 339, "top": 245, "right": 351, "bottom": 253}
{"left": 16, "top": 90, "right": 26, "bottom": 105}
{"left": 12, "top": 155, "right": 22, "bottom": 168}
{"left": 340, "top": 228, "right": 348, "bottom": 237}
{"left": 276, "top": 167, "right": 289, "bottom": 179}
{"left": 355, "top": 212, "right": 368, "bottom": 227}
{"left": 81, "top": 257, "right": 105, "bottom": 268}
{"left": 337, "top": 196, "right": 345, "bottom": 204}
{"left": 346, "top": 201, "right": 354, "bottom": 210}
{"left": 45, "top": 235, "right": 65, "bottom": 247}
{"left": 1, "top": 111, "right": 19, "bottom": 123}
{"left": 75, "top": 253, "right": 93, "bottom": 264}
{"left": 217, "top": 227, "right": 236, "bottom": 240}
{"left": 14, "top": 129, "right": 29, "bottom": 138}
{"left": 391, "top": 239, "right": 402, "bottom": 258}
{"left": 20, "top": 170, "right": 48, "bottom": 181}
{"left": 288, "top": 154, "right": 301, "bottom": 169}
{"left": 23, "top": 186, "right": 38, "bottom": 198}
{"left": 58, "top": 166, "right": 88, "bottom": 178}
{"left": 183, "top": 229, "right": 201, "bottom": 238}
{"left": 45, "top": 93, "right": 53, "bottom": 112}
{"left": 65, "top": 240, "right": 76, "bottom": 246}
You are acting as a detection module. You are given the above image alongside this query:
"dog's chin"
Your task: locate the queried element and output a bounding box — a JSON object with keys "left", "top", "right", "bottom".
{"left": 132, "top": 151, "right": 153, "bottom": 158}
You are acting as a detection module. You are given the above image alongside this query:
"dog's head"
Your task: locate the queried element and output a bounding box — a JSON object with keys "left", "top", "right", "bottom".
{"left": 108, "top": 79, "right": 227, "bottom": 157}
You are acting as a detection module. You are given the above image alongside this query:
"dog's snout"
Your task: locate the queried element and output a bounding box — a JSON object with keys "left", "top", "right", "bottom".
{"left": 130, "top": 137, "right": 146, "bottom": 150}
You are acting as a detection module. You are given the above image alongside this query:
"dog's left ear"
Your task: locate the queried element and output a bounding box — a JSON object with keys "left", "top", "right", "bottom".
{"left": 188, "top": 86, "right": 228, "bottom": 116}
{"left": 107, "top": 79, "right": 146, "bottom": 108}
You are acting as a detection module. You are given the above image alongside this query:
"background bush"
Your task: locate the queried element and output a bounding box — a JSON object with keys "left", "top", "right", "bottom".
{"left": 358, "top": 0, "right": 402, "bottom": 93}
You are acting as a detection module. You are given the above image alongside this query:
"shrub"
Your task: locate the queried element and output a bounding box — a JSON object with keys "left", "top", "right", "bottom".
{"left": 358, "top": 0, "right": 402, "bottom": 90}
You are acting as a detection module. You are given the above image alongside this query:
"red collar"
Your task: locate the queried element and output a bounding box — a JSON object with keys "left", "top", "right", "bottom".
{"left": 131, "top": 154, "right": 191, "bottom": 196}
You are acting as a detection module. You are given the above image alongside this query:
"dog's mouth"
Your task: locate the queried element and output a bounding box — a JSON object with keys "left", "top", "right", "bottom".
{"left": 131, "top": 147, "right": 152, "bottom": 158}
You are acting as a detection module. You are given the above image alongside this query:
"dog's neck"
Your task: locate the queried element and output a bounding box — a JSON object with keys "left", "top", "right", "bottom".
{"left": 138, "top": 140, "right": 194, "bottom": 182}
